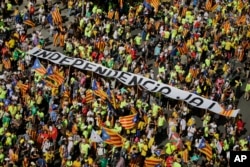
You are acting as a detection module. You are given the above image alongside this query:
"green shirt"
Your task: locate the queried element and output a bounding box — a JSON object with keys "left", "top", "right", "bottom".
{"left": 100, "top": 157, "right": 108, "bottom": 167}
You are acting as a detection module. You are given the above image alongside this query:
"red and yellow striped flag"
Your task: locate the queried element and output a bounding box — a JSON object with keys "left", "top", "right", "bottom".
{"left": 86, "top": 89, "right": 94, "bottom": 103}
{"left": 111, "top": 92, "right": 118, "bottom": 109}
{"left": 52, "top": 8, "right": 62, "bottom": 25}
{"left": 177, "top": 43, "right": 188, "bottom": 55}
{"left": 205, "top": 0, "right": 212, "bottom": 11}
{"left": 198, "top": 138, "right": 213, "bottom": 160}
{"left": 119, "top": 113, "right": 137, "bottom": 129}
{"left": 211, "top": 3, "right": 219, "bottom": 12}
{"left": 223, "top": 21, "right": 231, "bottom": 34}
{"left": 220, "top": 109, "right": 234, "bottom": 117}
{"left": 2, "top": 58, "right": 11, "bottom": 70}
{"left": 144, "top": 157, "right": 163, "bottom": 167}
{"left": 47, "top": 72, "right": 64, "bottom": 86}
{"left": 237, "top": 0, "right": 244, "bottom": 11}
{"left": 102, "top": 127, "right": 124, "bottom": 147}
{"left": 23, "top": 20, "right": 35, "bottom": 27}
{"left": 147, "top": 0, "right": 160, "bottom": 12}
{"left": 236, "top": 15, "right": 246, "bottom": 25}
{"left": 181, "top": 7, "right": 188, "bottom": 17}
{"left": 44, "top": 79, "right": 58, "bottom": 88}
{"left": 94, "top": 89, "right": 108, "bottom": 101}
{"left": 17, "top": 82, "right": 29, "bottom": 94}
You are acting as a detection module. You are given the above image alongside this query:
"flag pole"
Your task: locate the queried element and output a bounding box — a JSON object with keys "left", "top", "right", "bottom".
{"left": 66, "top": 65, "right": 71, "bottom": 85}
{"left": 81, "top": 0, "right": 85, "bottom": 17}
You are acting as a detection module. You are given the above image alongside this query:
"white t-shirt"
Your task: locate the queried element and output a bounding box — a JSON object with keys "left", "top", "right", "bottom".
{"left": 180, "top": 119, "right": 186, "bottom": 131}
{"left": 187, "top": 126, "right": 196, "bottom": 137}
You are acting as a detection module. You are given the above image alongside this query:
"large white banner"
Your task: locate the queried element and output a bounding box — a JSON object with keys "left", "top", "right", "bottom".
{"left": 28, "top": 47, "right": 240, "bottom": 117}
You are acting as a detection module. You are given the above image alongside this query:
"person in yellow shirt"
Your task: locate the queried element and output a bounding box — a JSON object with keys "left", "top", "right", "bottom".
{"left": 44, "top": 150, "right": 54, "bottom": 166}
{"left": 72, "top": 157, "right": 81, "bottom": 167}
{"left": 140, "top": 140, "right": 148, "bottom": 163}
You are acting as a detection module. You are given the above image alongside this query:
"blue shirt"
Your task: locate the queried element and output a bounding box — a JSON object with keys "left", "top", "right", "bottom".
{"left": 154, "top": 46, "right": 161, "bottom": 56}
{"left": 37, "top": 158, "right": 46, "bottom": 167}
{"left": 50, "top": 110, "right": 57, "bottom": 122}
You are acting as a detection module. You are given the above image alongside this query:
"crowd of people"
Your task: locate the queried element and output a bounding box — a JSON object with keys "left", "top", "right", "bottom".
{"left": 0, "top": 0, "right": 249, "bottom": 166}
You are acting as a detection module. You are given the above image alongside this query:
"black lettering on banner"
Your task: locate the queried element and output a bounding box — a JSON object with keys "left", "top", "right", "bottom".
{"left": 208, "top": 102, "right": 216, "bottom": 110}
{"left": 117, "top": 72, "right": 132, "bottom": 83}
{"left": 72, "top": 59, "right": 85, "bottom": 68}
{"left": 31, "top": 49, "right": 42, "bottom": 55}
{"left": 106, "top": 70, "right": 119, "bottom": 78}
{"left": 128, "top": 76, "right": 144, "bottom": 85}
{"left": 142, "top": 80, "right": 156, "bottom": 90}
{"left": 137, "top": 77, "right": 144, "bottom": 85}
{"left": 189, "top": 97, "right": 204, "bottom": 107}
{"left": 59, "top": 56, "right": 74, "bottom": 65}
{"left": 95, "top": 66, "right": 108, "bottom": 76}
{"left": 37, "top": 51, "right": 52, "bottom": 58}
{"left": 82, "top": 62, "right": 97, "bottom": 71}
{"left": 150, "top": 83, "right": 160, "bottom": 92}
{"left": 49, "top": 53, "right": 61, "bottom": 61}
{"left": 158, "top": 86, "right": 171, "bottom": 95}
{"left": 184, "top": 94, "right": 192, "bottom": 100}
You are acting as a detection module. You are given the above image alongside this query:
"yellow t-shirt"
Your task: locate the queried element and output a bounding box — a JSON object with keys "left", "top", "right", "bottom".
{"left": 72, "top": 160, "right": 81, "bottom": 167}
{"left": 141, "top": 144, "right": 148, "bottom": 156}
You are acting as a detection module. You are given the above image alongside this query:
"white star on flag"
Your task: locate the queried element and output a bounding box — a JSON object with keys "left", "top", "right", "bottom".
{"left": 90, "top": 129, "right": 103, "bottom": 143}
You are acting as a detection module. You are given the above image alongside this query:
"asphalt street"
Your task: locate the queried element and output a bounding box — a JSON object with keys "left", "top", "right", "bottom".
{"left": 15, "top": 0, "right": 250, "bottom": 145}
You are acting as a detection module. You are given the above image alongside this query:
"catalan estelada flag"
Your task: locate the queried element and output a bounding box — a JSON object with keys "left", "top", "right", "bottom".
{"left": 92, "top": 79, "right": 108, "bottom": 101}
{"left": 101, "top": 127, "right": 124, "bottom": 147}
{"left": 119, "top": 113, "right": 138, "bottom": 129}
{"left": 177, "top": 43, "right": 188, "bottom": 55}
{"left": 146, "top": 0, "right": 160, "bottom": 12}
{"left": 144, "top": 156, "right": 163, "bottom": 167}
{"left": 17, "top": 82, "right": 29, "bottom": 94}
{"left": 94, "top": 89, "right": 108, "bottom": 101}
{"left": 106, "top": 87, "right": 118, "bottom": 109}
{"left": 32, "top": 58, "right": 47, "bottom": 75}
{"left": 46, "top": 65, "right": 64, "bottom": 86}
{"left": 52, "top": 8, "right": 62, "bottom": 25}
{"left": 86, "top": 89, "right": 94, "bottom": 103}
{"left": 23, "top": 19, "right": 35, "bottom": 27}
{"left": 44, "top": 79, "right": 58, "bottom": 88}
{"left": 198, "top": 138, "right": 213, "bottom": 160}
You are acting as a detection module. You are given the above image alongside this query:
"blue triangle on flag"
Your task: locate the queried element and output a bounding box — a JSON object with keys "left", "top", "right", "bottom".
{"left": 32, "top": 58, "right": 42, "bottom": 69}
{"left": 92, "top": 79, "right": 98, "bottom": 90}
{"left": 101, "top": 129, "right": 110, "bottom": 141}
{"left": 46, "top": 65, "right": 54, "bottom": 75}
{"left": 154, "top": 149, "right": 161, "bottom": 157}
{"left": 133, "top": 114, "right": 139, "bottom": 123}
{"left": 198, "top": 138, "right": 206, "bottom": 149}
